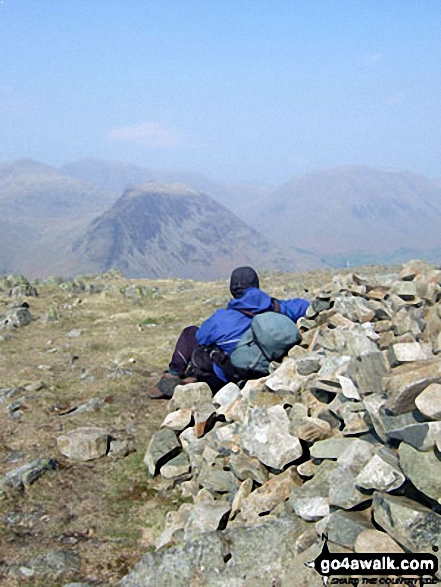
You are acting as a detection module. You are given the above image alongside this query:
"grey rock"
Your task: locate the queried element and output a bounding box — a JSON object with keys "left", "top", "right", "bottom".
{"left": 120, "top": 518, "right": 310, "bottom": 587}
{"left": 289, "top": 460, "right": 337, "bottom": 520}
{"left": 240, "top": 405, "right": 302, "bottom": 470}
{"left": 144, "top": 428, "right": 181, "bottom": 476}
{"left": 356, "top": 450, "right": 405, "bottom": 492}
{"left": 24, "top": 549, "right": 81, "bottom": 580}
{"left": 172, "top": 382, "right": 213, "bottom": 409}
{"left": 310, "top": 437, "right": 359, "bottom": 460}
{"left": 198, "top": 466, "right": 239, "bottom": 495}
{"left": 295, "top": 353, "right": 323, "bottom": 375}
{"left": 212, "top": 383, "right": 241, "bottom": 407}
{"left": 398, "top": 442, "right": 441, "bottom": 501}
{"left": 108, "top": 438, "right": 136, "bottom": 458}
{"left": 184, "top": 499, "right": 231, "bottom": 539}
{"left": 229, "top": 452, "right": 269, "bottom": 485}
{"left": 346, "top": 350, "right": 388, "bottom": 395}
{"left": 0, "top": 458, "right": 58, "bottom": 495}
{"left": 388, "top": 341, "right": 433, "bottom": 366}
{"left": 373, "top": 493, "right": 441, "bottom": 568}
{"left": 62, "top": 397, "right": 104, "bottom": 417}
{"left": 332, "top": 296, "right": 375, "bottom": 323}
{"left": 316, "top": 510, "right": 373, "bottom": 549}
{"left": 66, "top": 328, "right": 82, "bottom": 338}
{"left": 328, "top": 467, "right": 371, "bottom": 510}
{"left": 354, "top": 529, "right": 404, "bottom": 553}
{"left": 415, "top": 383, "right": 441, "bottom": 419}
{"left": 57, "top": 427, "right": 109, "bottom": 461}
{"left": 0, "top": 306, "right": 32, "bottom": 330}
{"left": 384, "top": 358, "right": 441, "bottom": 414}
{"left": 160, "top": 452, "right": 190, "bottom": 479}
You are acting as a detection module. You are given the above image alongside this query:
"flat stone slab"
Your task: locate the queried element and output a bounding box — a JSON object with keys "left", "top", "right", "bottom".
{"left": 57, "top": 427, "right": 109, "bottom": 461}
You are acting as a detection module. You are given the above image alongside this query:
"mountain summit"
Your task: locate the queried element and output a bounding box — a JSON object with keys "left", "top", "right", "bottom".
{"left": 73, "top": 182, "right": 322, "bottom": 279}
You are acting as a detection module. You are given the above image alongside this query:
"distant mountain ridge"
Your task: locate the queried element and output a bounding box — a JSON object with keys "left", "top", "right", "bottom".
{"left": 1, "top": 157, "right": 440, "bottom": 277}
{"left": 72, "top": 182, "right": 321, "bottom": 279}
{"left": 249, "top": 165, "right": 441, "bottom": 261}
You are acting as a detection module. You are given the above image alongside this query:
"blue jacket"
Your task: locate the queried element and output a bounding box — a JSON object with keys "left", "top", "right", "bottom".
{"left": 196, "top": 288, "right": 309, "bottom": 381}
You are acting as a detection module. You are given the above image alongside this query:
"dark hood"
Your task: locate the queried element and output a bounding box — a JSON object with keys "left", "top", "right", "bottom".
{"left": 229, "top": 266, "right": 259, "bottom": 299}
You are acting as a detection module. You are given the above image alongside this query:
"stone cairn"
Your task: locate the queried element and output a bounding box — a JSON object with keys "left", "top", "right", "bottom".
{"left": 124, "top": 260, "right": 441, "bottom": 586}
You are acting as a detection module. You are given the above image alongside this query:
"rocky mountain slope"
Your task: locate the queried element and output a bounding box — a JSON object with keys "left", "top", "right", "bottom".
{"left": 72, "top": 182, "right": 322, "bottom": 279}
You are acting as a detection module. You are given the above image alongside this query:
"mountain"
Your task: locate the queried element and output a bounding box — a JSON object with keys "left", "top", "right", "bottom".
{"left": 0, "top": 159, "right": 118, "bottom": 276}
{"left": 0, "top": 158, "right": 117, "bottom": 222}
{"left": 61, "top": 158, "right": 273, "bottom": 218}
{"left": 72, "top": 182, "right": 323, "bottom": 279}
{"left": 249, "top": 166, "right": 441, "bottom": 262}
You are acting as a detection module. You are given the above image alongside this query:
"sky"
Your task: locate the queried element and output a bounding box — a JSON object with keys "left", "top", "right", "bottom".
{"left": 1, "top": 0, "right": 440, "bottom": 184}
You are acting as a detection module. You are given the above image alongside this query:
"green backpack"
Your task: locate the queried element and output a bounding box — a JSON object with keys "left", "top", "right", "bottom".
{"left": 229, "top": 311, "right": 300, "bottom": 376}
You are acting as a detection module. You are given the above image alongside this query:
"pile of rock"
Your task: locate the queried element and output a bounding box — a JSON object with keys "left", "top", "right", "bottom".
{"left": 123, "top": 260, "right": 441, "bottom": 586}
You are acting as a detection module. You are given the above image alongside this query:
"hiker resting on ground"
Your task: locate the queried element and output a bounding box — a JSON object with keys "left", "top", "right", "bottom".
{"left": 149, "top": 266, "right": 310, "bottom": 399}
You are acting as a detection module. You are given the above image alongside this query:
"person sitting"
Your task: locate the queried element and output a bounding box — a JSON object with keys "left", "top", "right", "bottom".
{"left": 149, "top": 266, "right": 310, "bottom": 399}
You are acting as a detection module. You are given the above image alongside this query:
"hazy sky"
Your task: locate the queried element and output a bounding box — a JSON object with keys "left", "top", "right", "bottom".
{"left": 1, "top": 1, "right": 440, "bottom": 183}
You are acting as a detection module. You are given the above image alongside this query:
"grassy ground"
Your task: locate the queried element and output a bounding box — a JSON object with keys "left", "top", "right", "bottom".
{"left": 0, "top": 266, "right": 395, "bottom": 586}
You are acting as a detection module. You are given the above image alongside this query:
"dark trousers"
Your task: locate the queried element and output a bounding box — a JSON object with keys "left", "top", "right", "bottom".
{"left": 169, "top": 325, "right": 199, "bottom": 377}
{"left": 168, "top": 325, "right": 225, "bottom": 392}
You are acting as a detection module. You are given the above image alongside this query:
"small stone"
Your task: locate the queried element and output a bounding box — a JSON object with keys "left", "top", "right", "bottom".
{"left": 161, "top": 408, "right": 192, "bottom": 431}
{"left": 231, "top": 478, "right": 253, "bottom": 517}
{"left": 240, "top": 468, "right": 302, "bottom": 521}
{"left": 354, "top": 529, "right": 404, "bottom": 553}
{"left": 171, "top": 382, "right": 212, "bottom": 409}
{"left": 66, "top": 328, "right": 82, "bottom": 338}
{"left": 356, "top": 451, "right": 405, "bottom": 492}
{"left": 212, "top": 382, "right": 241, "bottom": 406}
{"left": 229, "top": 451, "right": 269, "bottom": 485}
{"left": 310, "top": 438, "right": 358, "bottom": 460}
{"left": 415, "top": 383, "right": 441, "bottom": 419}
{"left": 57, "top": 427, "right": 109, "bottom": 461}
{"left": 160, "top": 452, "right": 190, "bottom": 479}
{"left": 388, "top": 342, "right": 432, "bottom": 367}
{"left": 184, "top": 499, "right": 231, "bottom": 539}
{"left": 108, "top": 438, "right": 136, "bottom": 458}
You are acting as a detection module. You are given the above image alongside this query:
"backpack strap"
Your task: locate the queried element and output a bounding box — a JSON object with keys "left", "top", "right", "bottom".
{"left": 271, "top": 298, "right": 280, "bottom": 313}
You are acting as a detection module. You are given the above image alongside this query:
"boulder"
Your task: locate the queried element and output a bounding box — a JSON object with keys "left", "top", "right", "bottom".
{"left": 57, "top": 427, "right": 109, "bottom": 461}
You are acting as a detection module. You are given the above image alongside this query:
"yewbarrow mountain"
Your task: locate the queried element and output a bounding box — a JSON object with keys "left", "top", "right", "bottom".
{"left": 72, "top": 182, "right": 320, "bottom": 279}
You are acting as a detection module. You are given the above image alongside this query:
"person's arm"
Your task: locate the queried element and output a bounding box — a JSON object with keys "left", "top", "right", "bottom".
{"left": 277, "top": 298, "right": 310, "bottom": 322}
{"left": 196, "top": 311, "right": 221, "bottom": 346}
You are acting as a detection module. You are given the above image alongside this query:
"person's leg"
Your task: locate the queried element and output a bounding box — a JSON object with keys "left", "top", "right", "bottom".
{"left": 168, "top": 325, "right": 199, "bottom": 376}
{"left": 148, "top": 326, "right": 198, "bottom": 399}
